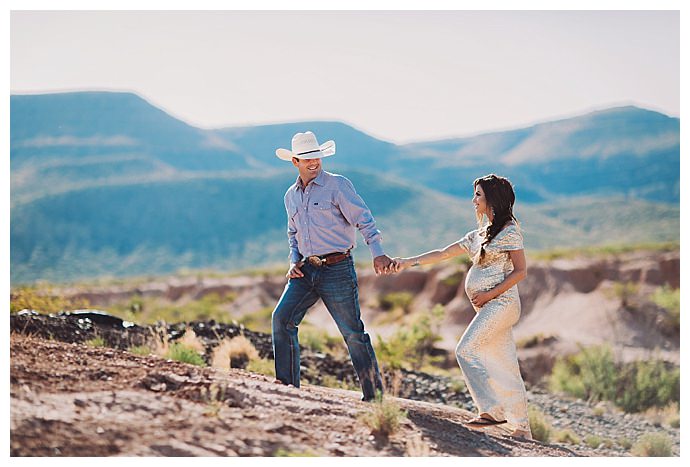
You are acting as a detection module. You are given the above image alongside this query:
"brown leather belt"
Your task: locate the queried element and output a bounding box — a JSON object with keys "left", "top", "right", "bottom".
{"left": 306, "top": 251, "right": 350, "bottom": 267}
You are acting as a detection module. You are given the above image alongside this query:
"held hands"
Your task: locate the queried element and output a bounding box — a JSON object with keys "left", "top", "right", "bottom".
{"left": 389, "top": 257, "right": 410, "bottom": 273}
{"left": 373, "top": 255, "right": 394, "bottom": 276}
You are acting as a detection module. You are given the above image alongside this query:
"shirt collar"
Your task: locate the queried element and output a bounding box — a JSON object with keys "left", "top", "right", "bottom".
{"left": 295, "top": 169, "right": 326, "bottom": 191}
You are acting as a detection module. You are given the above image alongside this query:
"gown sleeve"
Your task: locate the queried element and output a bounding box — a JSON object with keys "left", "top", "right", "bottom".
{"left": 494, "top": 224, "right": 524, "bottom": 251}
{"left": 457, "top": 229, "right": 477, "bottom": 254}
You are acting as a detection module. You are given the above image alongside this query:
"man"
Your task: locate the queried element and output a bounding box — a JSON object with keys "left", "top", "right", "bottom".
{"left": 272, "top": 131, "right": 392, "bottom": 401}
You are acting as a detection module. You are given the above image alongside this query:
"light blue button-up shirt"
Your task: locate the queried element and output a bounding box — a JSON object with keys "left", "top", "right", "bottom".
{"left": 284, "top": 170, "right": 385, "bottom": 264}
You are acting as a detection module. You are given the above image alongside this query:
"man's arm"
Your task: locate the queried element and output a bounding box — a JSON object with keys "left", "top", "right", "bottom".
{"left": 335, "top": 177, "right": 392, "bottom": 274}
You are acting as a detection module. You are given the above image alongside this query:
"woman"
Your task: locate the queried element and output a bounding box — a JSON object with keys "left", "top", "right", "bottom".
{"left": 392, "top": 174, "right": 532, "bottom": 439}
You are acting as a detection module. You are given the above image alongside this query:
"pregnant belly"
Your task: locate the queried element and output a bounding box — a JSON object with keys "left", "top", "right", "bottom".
{"left": 464, "top": 265, "right": 504, "bottom": 296}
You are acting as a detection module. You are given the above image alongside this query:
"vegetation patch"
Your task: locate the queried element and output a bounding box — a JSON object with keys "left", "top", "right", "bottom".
{"left": 358, "top": 395, "right": 408, "bottom": 440}
{"left": 531, "top": 242, "right": 679, "bottom": 261}
{"left": 86, "top": 336, "right": 106, "bottom": 348}
{"left": 549, "top": 344, "right": 680, "bottom": 413}
{"left": 375, "top": 305, "right": 445, "bottom": 371}
{"left": 528, "top": 405, "right": 552, "bottom": 443}
{"left": 631, "top": 433, "right": 674, "bottom": 457}
{"left": 650, "top": 285, "right": 680, "bottom": 332}
{"left": 211, "top": 335, "right": 259, "bottom": 370}
{"left": 10, "top": 286, "right": 90, "bottom": 314}
{"left": 165, "top": 342, "right": 206, "bottom": 367}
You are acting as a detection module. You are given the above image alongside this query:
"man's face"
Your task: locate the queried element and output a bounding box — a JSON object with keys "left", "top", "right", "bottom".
{"left": 292, "top": 157, "right": 322, "bottom": 184}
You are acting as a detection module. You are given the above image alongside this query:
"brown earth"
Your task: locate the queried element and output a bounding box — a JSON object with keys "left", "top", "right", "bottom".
{"left": 55, "top": 249, "right": 680, "bottom": 385}
{"left": 10, "top": 333, "right": 583, "bottom": 457}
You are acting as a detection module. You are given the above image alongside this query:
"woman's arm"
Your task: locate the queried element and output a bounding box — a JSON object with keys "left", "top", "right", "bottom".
{"left": 470, "top": 249, "right": 527, "bottom": 307}
{"left": 394, "top": 241, "right": 467, "bottom": 271}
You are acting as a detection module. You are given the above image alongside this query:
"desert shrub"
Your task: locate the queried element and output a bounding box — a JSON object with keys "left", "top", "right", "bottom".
{"left": 440, "top": 270, "right": 464, "bottom": 287}
{"left": 320, "top": 374, "right": 359, "bottom": 391}
{"left": 128, "top": 345, "right": 152, "bottom": 356}
{"left": 375, "top": 305, "right": 444, "bottom": 370}
{"left": 585, "top": 434, "right": 603, "bottom": 449}
{"left": 528, "top": 405, "right": 551, "bottom": 443}
{"left": 651, "top": 285, "right": 680, "bottom": 331}
{"left": 549, "top": 345, "right": 617, "bottom": 402}
{"left": 10, "top": 286, "right": 90, "bottom": 313}
{"left": 516, "top": 333, "right": 555, "bottom": 349}
{"left": 379, "top": 292, "right": 414, "bottom": 312}
{"left": 299, "top": 325, "right": 343, "bottom": 354}
{"left": 549, "top": 345, "right": 680, "bottom": 413}
{"left": 617, "top": 437, "right": 633, "bottom": 450}
{"left": 178, "top": 328, "right": 205, "bottom": 353}
{"left": 238, "top": 307, "right": 274, "bottom": 334}
{"left": 616, "top": 359, "right": 680, "bottom": 413}
{"left": 245, "top": 357, "right": 276, "bottom": 378}
{"left": 211, "top": 335, "right": 259, "bottom": 370}
{"left": 86, "top": 336, "right": 106, "bottom": 348}
{"left": 631, "top": 433, "right": 674, "bottom": 457}
{"left": 358, "top": 395, "right": 408, "bottom": 440}
{"left": 553, "top": 429, "right": 581, "bottom": 445}
{"left": 165, "top": 342, "right": 206, "bottom": 366}
{"left": 611, "top": 281, "right": 639, "bottom": 308}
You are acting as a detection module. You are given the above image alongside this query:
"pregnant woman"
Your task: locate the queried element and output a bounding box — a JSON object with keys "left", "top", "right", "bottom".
{"left": 392, "top": 174, "right": 532, "bottom": 439}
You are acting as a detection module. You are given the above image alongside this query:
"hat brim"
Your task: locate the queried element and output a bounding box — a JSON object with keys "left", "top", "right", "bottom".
{"left": 275, "top": 140, "right": 336, "bottom": 161}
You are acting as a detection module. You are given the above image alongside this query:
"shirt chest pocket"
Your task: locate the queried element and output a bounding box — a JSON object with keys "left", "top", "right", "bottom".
{"left": 308, "top": 197, "right": 337, "bottom": 227}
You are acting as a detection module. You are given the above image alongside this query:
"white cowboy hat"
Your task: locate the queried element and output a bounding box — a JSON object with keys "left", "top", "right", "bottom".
{"left": 275, "top": 131, "right": 336, "bottom": 161}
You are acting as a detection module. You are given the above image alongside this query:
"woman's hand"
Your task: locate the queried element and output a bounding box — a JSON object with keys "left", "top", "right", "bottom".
{"left": 390, "top": 257, "right": 410, "bottom": 273}
{"left": 471, "top": 290, "right": 493, "bottom": 308}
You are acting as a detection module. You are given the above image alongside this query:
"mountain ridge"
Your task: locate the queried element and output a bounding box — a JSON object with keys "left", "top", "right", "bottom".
{"left": 10, "top": 91, "right": 679, "bottom": 283}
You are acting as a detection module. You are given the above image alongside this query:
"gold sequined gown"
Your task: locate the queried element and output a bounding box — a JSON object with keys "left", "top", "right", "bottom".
{"left": 456, "top": 223, "right": 530, "bottom": 433}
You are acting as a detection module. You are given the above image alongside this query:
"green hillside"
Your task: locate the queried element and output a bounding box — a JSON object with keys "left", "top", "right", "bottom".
{"left": 10, "top": 92, "right": 680, "bottom": 284}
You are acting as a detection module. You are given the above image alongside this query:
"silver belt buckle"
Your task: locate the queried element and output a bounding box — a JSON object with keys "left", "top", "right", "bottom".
{"left": 308, "top": 256, "right": 324, "bottom": 267}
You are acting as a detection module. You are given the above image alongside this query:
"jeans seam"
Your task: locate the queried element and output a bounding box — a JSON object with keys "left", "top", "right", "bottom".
{"left": 283, "top": 281, "right": 314, "bottom": 386}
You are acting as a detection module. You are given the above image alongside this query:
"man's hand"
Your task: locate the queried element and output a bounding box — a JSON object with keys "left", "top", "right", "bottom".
{"left": 390, "top": 257, "right": 409, "bottom": 273}
{"left": 373, "top": 255, "right": 394, "bottom": 276}
{"left": 286, "top": 261, "right": 305, "bottom": 279}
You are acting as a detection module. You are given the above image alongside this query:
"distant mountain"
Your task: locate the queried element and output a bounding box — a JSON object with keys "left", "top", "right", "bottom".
{"left": 10, "top": 91, "right": 679, "bottom": 283}
{"left": 396, "top": 106, "right": 679, "bottom": 203}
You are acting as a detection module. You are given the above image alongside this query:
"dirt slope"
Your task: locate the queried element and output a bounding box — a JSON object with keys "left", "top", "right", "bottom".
{"left": 11, "top": 333, "right": 581, "bottom": 457}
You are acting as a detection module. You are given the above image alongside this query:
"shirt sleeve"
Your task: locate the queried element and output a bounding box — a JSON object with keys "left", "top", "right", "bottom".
{"left": 285, "top": 195, "right": 302, "bottom": 264}
{"left": 335, "top": 177, "right": 385, "bottom": 258}
{"left": 494, "top": 224, "right": 524, "bottom": 251}
{"left": 457, "top": 229, "right": 476, "bottom": 254}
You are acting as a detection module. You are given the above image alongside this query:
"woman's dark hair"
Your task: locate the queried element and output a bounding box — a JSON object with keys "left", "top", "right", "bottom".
{"left": 474, "top": 174, "right": 518, "bottom": 263}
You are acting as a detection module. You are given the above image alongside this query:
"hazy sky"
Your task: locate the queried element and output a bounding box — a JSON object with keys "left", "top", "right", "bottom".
{"left": 10, "top": 9, "right": 680, "bottom": 143}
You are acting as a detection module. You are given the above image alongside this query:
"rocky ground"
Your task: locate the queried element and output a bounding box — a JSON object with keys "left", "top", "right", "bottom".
{"left": 9, "top": 311, "right": 681, "bottom": 457}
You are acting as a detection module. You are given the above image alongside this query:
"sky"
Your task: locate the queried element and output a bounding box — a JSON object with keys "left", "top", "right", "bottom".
{"left": 9, "top": 8, "right": 680, "bottom": 144}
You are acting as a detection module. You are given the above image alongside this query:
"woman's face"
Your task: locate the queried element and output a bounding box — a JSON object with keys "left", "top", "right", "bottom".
{"left": 472, "top": 183, "right": 489, "bottom": 217}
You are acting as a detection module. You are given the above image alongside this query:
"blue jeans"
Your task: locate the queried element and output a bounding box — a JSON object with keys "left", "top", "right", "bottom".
{"left": 271, "top": 257, "right": 384, "bottom": 399}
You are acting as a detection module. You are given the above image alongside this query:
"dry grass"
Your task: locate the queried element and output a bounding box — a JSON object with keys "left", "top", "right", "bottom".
{"left": 528, "top": 405, "right": 552, "bottom": 443}
{"left": 642, "top": 402, "right": 680, "bottom": 428}
{"left": 178, "top": 328, "right": 206, "bottom": 353}
{"left": 149, "top": 324, "right": 171, "bottom": 357}
{"left": 405, "top": 433, "right": 431, "bottom": 456}
{"left": 358, "top": 396, "right": 408, "bottom": 441}
{"left": 631, "top": 432, "right": 674, "bottom": 456}
{"left": 210, "top": 335, "right": 259, "bottom": 371}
